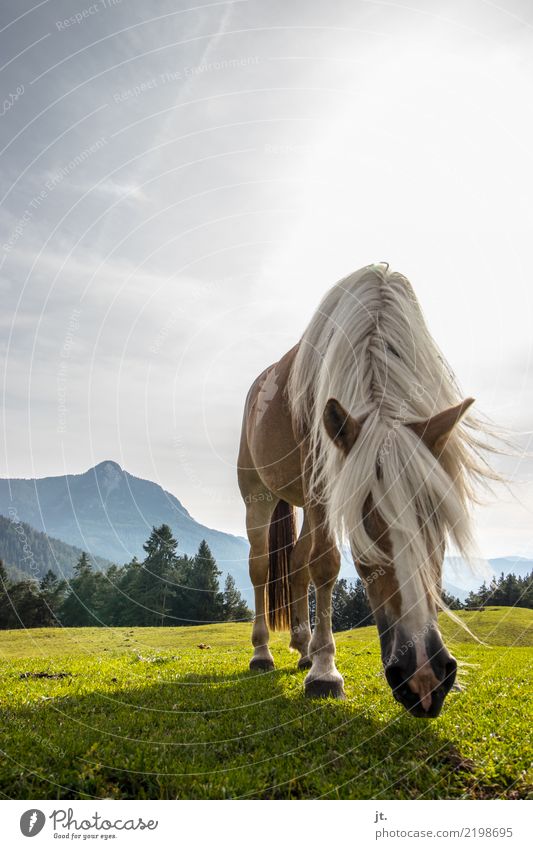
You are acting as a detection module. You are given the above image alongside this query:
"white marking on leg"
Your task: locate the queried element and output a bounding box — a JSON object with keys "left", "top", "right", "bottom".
{"left": 306, "top": 587, "right": 343, "bottom": 687}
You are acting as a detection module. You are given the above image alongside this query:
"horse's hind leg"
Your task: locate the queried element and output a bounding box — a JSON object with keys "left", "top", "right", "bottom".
{"left": 289, "top": 513, "right": 312, "bottom": 670}
{"left": 246, "top": 496, "right": 278, "bottom": 671}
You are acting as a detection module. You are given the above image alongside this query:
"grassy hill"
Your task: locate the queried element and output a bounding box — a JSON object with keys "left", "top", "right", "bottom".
{"left": 0, "top": 608, "right": 531, "bottom": 800}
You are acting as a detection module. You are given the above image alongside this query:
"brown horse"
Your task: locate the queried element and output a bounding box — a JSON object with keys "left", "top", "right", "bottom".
{"left": 238, "top": 264, "right": 493, "bottom": 717}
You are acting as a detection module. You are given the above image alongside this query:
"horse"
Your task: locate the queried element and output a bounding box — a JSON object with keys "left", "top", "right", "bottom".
{"left": 237, "top": 263, "right": 493, "bottom": 718}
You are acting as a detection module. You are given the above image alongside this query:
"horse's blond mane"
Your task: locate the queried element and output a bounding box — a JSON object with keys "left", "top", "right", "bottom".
{"left": 288, "top": 263, "right": 497, "bottom": 580}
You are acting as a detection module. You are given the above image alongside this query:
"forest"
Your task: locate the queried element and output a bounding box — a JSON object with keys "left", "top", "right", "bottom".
{"left": 0, "top": 524, "right": 251, "bottom": 629}
{"left": 0, "top": 522, "right": 531, "bottom": 630}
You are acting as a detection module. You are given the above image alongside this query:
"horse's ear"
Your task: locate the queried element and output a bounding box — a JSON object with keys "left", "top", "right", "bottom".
{"left": 408, "top": 398, "right": 475, "bottom": 453}
{"left": 323, "top": 399, "right": 362, "bottom": 456}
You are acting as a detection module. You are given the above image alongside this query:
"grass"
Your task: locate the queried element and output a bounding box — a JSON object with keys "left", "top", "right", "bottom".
{"left": 0, "top": 608, "right": 531, "bottom": 800}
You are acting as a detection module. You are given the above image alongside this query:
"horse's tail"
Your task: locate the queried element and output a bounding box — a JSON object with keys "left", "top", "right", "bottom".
{"left": 267, "top": 500, "right": 296, "bottom": 631}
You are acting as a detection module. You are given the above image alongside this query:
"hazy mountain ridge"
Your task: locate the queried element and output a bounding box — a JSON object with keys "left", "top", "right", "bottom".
{"left": 0, "top": 513, "right": 112, "bottom": 582}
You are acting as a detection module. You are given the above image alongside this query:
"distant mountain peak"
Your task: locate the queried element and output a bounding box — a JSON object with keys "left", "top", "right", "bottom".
{"left": 91, "top": 461, "right": 125, "bottom": 497}
{"left": 92, "top": 460, "right": 123, "bottom": 475}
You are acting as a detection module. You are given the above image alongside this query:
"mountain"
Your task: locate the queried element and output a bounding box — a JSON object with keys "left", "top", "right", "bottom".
{"left": 442, "top": 556, "right": 494, "bottom": 599}
{"left": 488, "top": 556, "right": 533, "bottom": 579}
{"left": 0, "top": 514, "right": 112, "bottom": 582}
{"left": 0, "top": 461, "right": 250, "bottom": 593}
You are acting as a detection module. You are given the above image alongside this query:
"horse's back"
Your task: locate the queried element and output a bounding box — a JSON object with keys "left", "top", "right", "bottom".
{"left": 238, "top": 344, "right": 305, "bottom": 506}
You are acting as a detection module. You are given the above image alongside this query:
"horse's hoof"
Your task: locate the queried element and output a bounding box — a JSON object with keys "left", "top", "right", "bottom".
{"left": 305, "top": 678, "right": 346, "bottom": 699}
{"left": 249, "top": 657, "right": 274, "bottom": 671}
{"left": 298, "top": 657, "right": 312, "bottom": 670}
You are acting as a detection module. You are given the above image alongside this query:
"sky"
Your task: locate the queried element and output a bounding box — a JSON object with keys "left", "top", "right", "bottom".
{"left": 0, "top": 0, "right": 532, "bottom": 557}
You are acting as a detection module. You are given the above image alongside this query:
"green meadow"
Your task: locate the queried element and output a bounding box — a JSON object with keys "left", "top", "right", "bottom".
{"left": 0, "top": 607, "right": 531, "bottom": 800}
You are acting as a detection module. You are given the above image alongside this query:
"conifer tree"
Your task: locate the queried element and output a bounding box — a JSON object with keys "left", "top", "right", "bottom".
{"left": 223, "top": 574, "right": 252, "bottom": 621}
{"left": 186, "top": 540, "right": 224, "bottom": 623}
{"left": 60, "top": 552, "right": 103, "bottom": 626}
{"left": 133, "top": 525, "right": 179, "bottom": 626}
{"left": 39, "top": 569, "right": 68, "bottom": 623}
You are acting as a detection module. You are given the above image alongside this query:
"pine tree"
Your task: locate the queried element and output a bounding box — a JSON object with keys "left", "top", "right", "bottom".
{"left": 465, "top": 580, "right": 491, "bottom": 609}
{"left": 186, "top": 540, "right": 224, "bottom": 624}
{"left": 441, "top": 589, "right": 464, "bottom": 610}
{"left": 2, "top": 580, "right": 51, "bottom": 628}
{"left": 133, "top": 525, "right": 179, "bottom": 626}
{"left": 39, "top": 570, "right": 68, "bottom": 624}
{"left": 0, "top": 560, "right": 8, "bottom": 589}
{"left": 0, "top": 561, "right": 11, "bottom": 628}
{"left": 223, "top": 574, "right": 252, "bottom": 621}
{"left": 331, "top": 578, "right": 351, "bottom": 631}
{"left": 60, "top": 552, "right": 104, "bottom": 626}
{"left": 98, "top": 563, "right": 130, "bottom": 626}
{"left": 346, "top": 579, "right": 374, "bottom": 627}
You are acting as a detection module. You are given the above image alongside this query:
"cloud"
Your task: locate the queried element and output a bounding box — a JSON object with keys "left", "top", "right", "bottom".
{"left": 1, "top": 0, "right": 532, "bottom": 552}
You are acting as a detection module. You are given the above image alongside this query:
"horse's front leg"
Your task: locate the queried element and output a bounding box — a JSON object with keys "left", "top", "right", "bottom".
{"left": 247, "top": 500, "right": 277, "bottom": 671}
{"left": 305, "top": 537, "right": 345, "bottom": 698}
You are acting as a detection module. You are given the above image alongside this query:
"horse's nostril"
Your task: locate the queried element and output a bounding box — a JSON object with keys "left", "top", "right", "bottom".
{"left": 385, "top": 663, "right": 412, "bottom": 702}
{"left": 384, "top": 663, "right": 403, "bottom": 691}
{"left": 442, "top": 656, "right": 458, "bottom": 692}
{"left": 445, "top": 657, "right": 457, "bottom": 677}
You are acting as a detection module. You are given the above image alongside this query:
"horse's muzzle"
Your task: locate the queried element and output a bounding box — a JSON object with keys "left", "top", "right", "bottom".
{"left": 385, "top": 654, "right": 457, "bottom": 718}
{"left": 380, "top": 621, "right": 458, "bottom": 718}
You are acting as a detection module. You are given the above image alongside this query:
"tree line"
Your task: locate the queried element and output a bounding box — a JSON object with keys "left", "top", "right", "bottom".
{"left": 0, "top": 524, "right": 251, "bottom": 629}
{"left": 318, "top": 569, "right": 533, "bottom": 632}
{"left": 0, "top": 523, "right": 531, "bottom": 630}
{"left": 457, "top": 570, "right": 533, "bottom": 611}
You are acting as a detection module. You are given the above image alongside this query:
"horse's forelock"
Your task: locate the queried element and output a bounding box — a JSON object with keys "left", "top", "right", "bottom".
{"left": 288, "top": 263, "right": 496, "bottom": 580}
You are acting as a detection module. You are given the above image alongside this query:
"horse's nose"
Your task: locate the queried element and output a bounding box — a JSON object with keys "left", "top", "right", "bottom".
{"left": 385, "top": 655, "right": 457, "bottom": 718}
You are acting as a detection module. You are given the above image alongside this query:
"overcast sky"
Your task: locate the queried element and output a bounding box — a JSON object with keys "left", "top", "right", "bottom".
{"left": 1, "top": 0, "right": 532, "bottom": 557}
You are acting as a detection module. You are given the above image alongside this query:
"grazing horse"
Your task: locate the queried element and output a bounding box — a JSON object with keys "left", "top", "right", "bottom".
{"left": 238, "top": 263, "right": 492, "bottom": 717}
